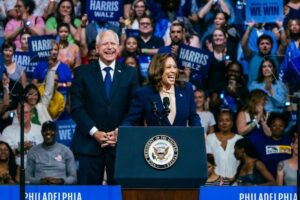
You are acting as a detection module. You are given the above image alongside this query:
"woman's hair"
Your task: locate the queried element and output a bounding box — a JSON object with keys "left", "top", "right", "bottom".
{"left": 266, "top": 112, "right": 288, "bottom": 128}
{"left": 243, "top": 89, "right": 267, "bottom": 117}
{"left": 2, "top": 41, "right": 16, "bottom": 52}
{"left": 24, "top": 84, "right": 41, "bottom": 104}
{"left": 57, "top": 22, "right": 71, "bottom": 34}
{"left": 256, "top": 58, "right": 278, "bottom": 83}
{"left": 0, "top": 141, "right": 18, "bottom": 182}
{"left": 212, "top": 28, "right": 227, "bottom": 47}
{"left": 218, "top": 109, "right": 233, "bottom": 122}
{"left": 194, "top": 89, "right": 208, "bottom": 110}
{"left": 56, "top": 0, "right": 76, "bottom": 24}
{"left": 207, "top": 153, "right": 216, "bottom": 166}
{"left": 123, "top": 54, "right": 145, "bottom": 85}
{"left": 235, "top": 138, "right": 260, "bottom": 159}
{"left": 21, "top": 0, "right": 36, "bottom": 15}
{"left": 122, "top": 36, "right": 139, "bottom": 57}
{"left": 129, "top": 0, "right": 150, "bottom": 24}
{"left": 147, "top": 53, "right": 183, "bottom": 92}
{"left": 286, "top": 19, "right": 300, "bottom": 39}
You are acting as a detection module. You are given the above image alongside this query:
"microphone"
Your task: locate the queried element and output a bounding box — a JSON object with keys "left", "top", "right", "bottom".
{"left": 151, "top": 100, "right": 158, "bottom": 116}
{"left": 162, "top": 97, "right": 170, "bottom": 116}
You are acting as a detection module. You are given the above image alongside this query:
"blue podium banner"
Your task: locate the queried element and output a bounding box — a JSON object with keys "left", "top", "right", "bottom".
{"left": 200, "top": 186, "right": 297, "bottom": 200}
{"left": 0, "top": 185, "right": 122, "bottom": 200}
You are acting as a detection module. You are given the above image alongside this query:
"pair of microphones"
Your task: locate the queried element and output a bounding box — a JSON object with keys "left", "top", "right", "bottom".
{"left": 151, "top": 97, "right": 170, "bottom": 126}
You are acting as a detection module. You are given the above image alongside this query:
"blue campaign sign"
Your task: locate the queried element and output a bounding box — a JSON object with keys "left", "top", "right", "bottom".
{"left": 246, "top": 0, "right": 283, "bottom": 23}
{"left": 1, "top": 185, "right": 122, "bottom": 200}
{"left": 178, "top": 44, "right": 212, "bottom": 70}
{"left": 125, "top": 29, "right": 140, "bottom": 37}
{"left": 86, "top": 0, "right": 123, "bottom": 22}
{"left": 177, "top": 44, "right": 212, "bottom": 82}
{"left": 200, "top": 186, "right": 297, "bottom": 200}
{"left": 13, "top": 51, "right": 40, "bottom": 79}
{"left": 28, "top": 35, "right": 55, "bottom": 60}
{"left": 55, "top": 119, "right": 76, "bottom": 147}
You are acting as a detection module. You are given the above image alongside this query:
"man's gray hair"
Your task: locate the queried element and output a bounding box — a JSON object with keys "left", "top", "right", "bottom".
{"left": 96, "top": 30, "right": 119, "bottom": 45}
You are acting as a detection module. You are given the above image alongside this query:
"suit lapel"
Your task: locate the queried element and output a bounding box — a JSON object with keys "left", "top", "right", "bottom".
{"left": 91, "top": 62, "right": 107, "bottom": 101}
{"left": 173, "top": 86, "right": 184, "bottom": 125}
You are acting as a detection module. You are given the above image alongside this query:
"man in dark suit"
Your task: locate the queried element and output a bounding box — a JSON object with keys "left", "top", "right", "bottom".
{"left": 70, "top": 30, "right": 139, "bottom": 185}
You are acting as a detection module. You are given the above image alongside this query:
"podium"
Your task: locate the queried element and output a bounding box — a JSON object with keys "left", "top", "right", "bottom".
{"left": 115, "top": 127, "right": 207, "bottom": 200}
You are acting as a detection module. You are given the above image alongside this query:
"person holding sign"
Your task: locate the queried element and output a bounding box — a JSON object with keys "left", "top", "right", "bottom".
{"left": 45, "top": 0, "right": 80, "bottom": 44}
{"left": 122, "top": 53, "right": 201, "bottom": 127}
{"left": 241, "top": 20, "right": 287, "bottom": 85}
{"left": 4, "top": 0, "right": 45, "bottom": 50}
{"left": 70, "top": 30, "right": 139, "bottom": 185}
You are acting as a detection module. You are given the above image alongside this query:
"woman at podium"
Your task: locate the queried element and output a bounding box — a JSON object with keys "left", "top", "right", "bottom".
{"left": 122, "top": 53, "right": 201, "bottom": 127}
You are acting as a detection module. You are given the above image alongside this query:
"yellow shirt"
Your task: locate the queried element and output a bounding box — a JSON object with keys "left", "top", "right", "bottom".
{"left": 38, "top": 85, "right": 65, "bottom": 120}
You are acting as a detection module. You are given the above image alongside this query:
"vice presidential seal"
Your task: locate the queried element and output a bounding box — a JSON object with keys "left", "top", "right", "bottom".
{"left": 144, "top": 135, "right": 179, "bottom": 169}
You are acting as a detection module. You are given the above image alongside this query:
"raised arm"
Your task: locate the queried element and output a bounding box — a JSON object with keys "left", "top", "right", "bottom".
{"left": 241, "top": 21, "right": 256, "bottom": 58}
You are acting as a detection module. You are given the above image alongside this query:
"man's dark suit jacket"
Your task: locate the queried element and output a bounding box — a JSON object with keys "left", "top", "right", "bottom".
{"left": 70, "top": 61, "right": 139, "bottom": 156}
{"left": 122, "top": 82, "right": 201, "bottom": 127}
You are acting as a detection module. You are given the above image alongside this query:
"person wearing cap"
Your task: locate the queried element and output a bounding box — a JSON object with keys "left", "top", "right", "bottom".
{"left": 26, "top": 120, "right": 77, "bottom": 184}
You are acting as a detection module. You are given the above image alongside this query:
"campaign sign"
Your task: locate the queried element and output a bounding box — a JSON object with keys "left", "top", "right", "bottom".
{"left": 246, "top": 0, "right": 283, "bottom": 23}
{"left": 125, "top": 29, "right": 140, "bottom": 37}
{"left": 28, "top": 35, "right": 55, "bottom": 60}
{"left": 86, "top": 0, "right": 123, "bottom": 22}
{"left": 55, "top": 119, "right": 76, "bottom": 147}
{"left": 0, "top": 185, "right": 122, "bottom": 200}
{"left": 178, "top": 44, "right": 212, "bottom": 70}
{"left": 200, "top": 186, "right": 297, "bottom": 200}
{"left": 13, "top": 51, "right": 40, "bottom": 79}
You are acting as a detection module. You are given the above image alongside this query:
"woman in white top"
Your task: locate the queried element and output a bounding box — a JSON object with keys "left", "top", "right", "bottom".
{"left": 206, "top": 110, "right": 242, "bottom": 178}
{"left": 194, "top": 89, "right": 216, "bottom": 136}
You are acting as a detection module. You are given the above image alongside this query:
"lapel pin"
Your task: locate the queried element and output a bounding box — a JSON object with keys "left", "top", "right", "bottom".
{"left": 180, "top": 93, "right": 183, "bottom": 97}
{"left": 118, "top": 70, "right": 121, "bottom": 73}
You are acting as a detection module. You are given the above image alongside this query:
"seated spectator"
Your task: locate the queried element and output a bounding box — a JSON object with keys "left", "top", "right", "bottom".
{"left": 194, "top": 89, "right": 216, "bottom": 136}
{"left": 15, "top": 30, "right": 31, "bottom": 52}
{"left": 32, "top": 41, "right": 72, "bottom": 101}
{"left": 280, "top": 19, "right": 300, "bottom": 94}
{"left": 283, "top": 0, "right": 300, "bottom": 29}
{"left": 234, "top": 138, "right": 276, "bottom": 185}
{"left": 205, "top": 153, "right": 231, "bottom": 186}
{"left": 0, "top": 103, "right": 43, "bottom": 166}
{"left": 26, "top": 121, "right": 77, "bottom": 184}
{"left": 120, "top": 0, "right": 150, "bottom": 30}
{"left": 23, "top": 84, "right": 52, "bottom": 125}
{"left": 158, "top": 20, "right": 185, "bottom": 55}
{"left": 249, "top": 58, "right": 288, "bottom": 113}
{"left": 4, "top": 0, "right": 45, "bottom": 49}
{"left": 241, "top": 20, "right": 287, "bottom": 85}
{"left": 38, "top": 70, "right": 65, "bottom": 120}
{"left": 255, "top": 112, "right": 292, "bottom": 178}
{"left": 120, "top": 36, "right": 150, "bottom": 81}
{"left": 276, "top": 130, "right": 298, "bottom": 185}
{"left": 236, "top": 89, "right": 271, "bottom": 147}
{"left": 0, "top": 68, "right": 23, "bottom": 133}
{"left": 205, "top": 28, "right": 233, "bottom": 95}
{"left": 137, "top": 15, "right": 164, "bottom": 56}
{"left": 210, "top": 61, "right": 249, "bottom": 120}
{"left": 197, "top": 0, "right": 233, "bottom": 41}
{"left": 45, "top": 0, "right": 80, "bottom": 44}
{"left": 0, "top": 141, "right": 20, "bottom": 184}
{"left": 2, "top": 41, "right": 27, "bottom": 88}
{"left": 57, "top": 23, "right": 81, "bottom": 70}
{"left": 206, "top": 110, "right": 243, "bottom": 178}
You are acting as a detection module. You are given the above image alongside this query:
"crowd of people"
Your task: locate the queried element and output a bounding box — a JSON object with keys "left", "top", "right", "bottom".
{"left": 0, "top": 0, "right": 299, "bottom": 186}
